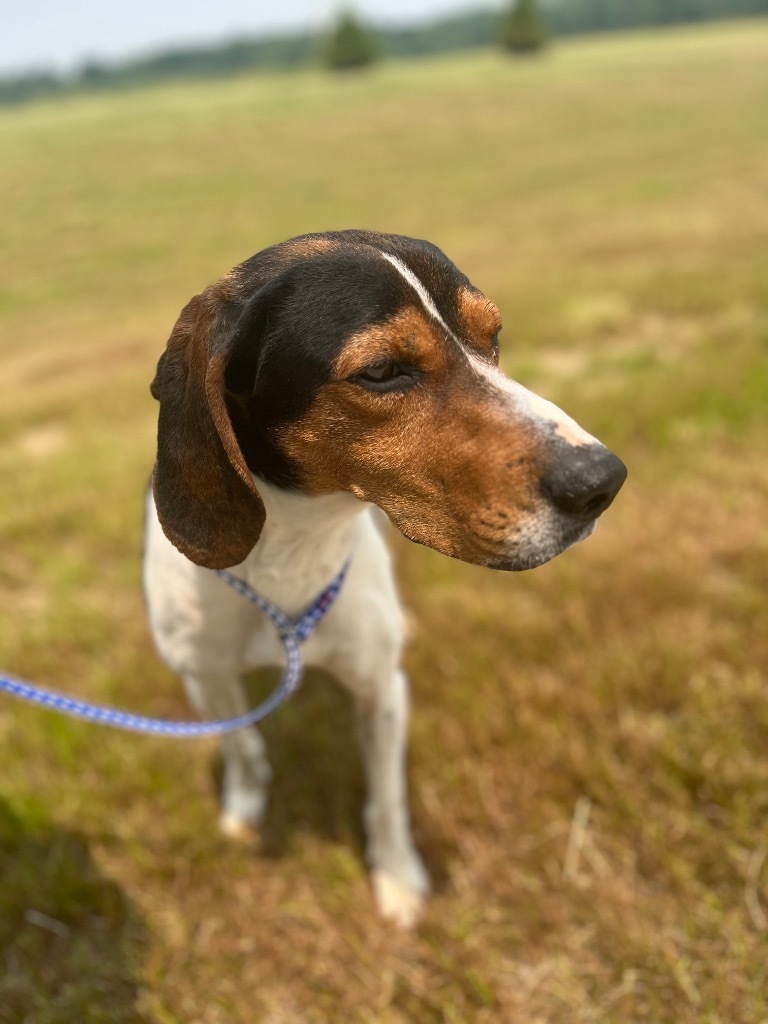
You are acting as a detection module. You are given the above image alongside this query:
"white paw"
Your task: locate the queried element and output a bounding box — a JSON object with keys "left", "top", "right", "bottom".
{"left": 371, "top": 869, "right": 427, "bottom": 930}
{"left": 219, "top": 812, "right": 259, "bottom": 845}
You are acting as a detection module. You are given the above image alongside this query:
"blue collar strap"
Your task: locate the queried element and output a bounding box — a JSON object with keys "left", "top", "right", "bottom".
{"left": 0, "top": 559, "right": 351, "bottom": 738}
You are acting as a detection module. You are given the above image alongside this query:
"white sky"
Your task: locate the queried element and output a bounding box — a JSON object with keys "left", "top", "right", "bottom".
{"left": 3, "top": 1, "right": 483, "bottom": 75}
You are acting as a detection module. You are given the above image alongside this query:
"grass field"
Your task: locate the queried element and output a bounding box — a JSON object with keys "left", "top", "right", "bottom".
{"left": 1, "top": 18, "right": 768, "bottom": 1023}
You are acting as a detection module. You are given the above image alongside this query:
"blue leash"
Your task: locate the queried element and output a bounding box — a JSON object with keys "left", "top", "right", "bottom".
{"left": 0, "top": 560, "right": 351, "bottom": 738}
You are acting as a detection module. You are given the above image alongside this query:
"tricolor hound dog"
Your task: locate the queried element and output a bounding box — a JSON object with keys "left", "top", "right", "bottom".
{"left": 143, "top": 230, "right": 626, "bottom": 928}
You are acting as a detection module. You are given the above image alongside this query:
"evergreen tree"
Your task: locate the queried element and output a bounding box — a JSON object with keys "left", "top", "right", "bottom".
{"left": 324, "top": 10, "right": 379, "bottom": 71}
{"left": 500, "top": 0, "right": 550, "bottom": 55}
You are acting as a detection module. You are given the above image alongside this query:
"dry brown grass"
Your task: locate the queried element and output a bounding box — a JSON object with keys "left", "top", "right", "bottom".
{"left": 1, "top": 19, "right": 767, "bottom": 1023}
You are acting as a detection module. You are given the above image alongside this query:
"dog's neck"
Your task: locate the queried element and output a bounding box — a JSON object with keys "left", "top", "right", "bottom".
{"left": 235, "top": 477, "right": 365, "bottom": 599}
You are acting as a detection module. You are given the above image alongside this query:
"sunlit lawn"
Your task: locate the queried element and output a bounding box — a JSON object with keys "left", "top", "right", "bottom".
{"left": 1, "top": 19, "right": 767, "bottom": 1023}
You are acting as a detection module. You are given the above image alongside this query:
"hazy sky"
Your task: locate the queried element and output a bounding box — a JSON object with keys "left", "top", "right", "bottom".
{"left": 3, "top": 1, "right": 479, "bottom": 75}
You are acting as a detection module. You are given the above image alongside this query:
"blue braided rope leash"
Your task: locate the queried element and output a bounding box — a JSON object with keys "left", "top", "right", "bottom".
{"left": 0, "top": 559, "right": 351, "bottom": 738}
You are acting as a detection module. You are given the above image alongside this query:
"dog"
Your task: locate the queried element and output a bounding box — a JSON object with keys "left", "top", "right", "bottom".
{"left": 143, "top": 230, "right": 626, "bottom": 928}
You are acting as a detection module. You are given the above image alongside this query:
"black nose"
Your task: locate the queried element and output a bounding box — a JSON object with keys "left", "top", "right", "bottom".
{"left": 542, "top": 445, "right": 627, "bottom": 519}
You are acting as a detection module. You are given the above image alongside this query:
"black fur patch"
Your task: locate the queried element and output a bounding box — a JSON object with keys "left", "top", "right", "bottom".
{"left": 222, "top": 231, "right": 477, "bottom": 487}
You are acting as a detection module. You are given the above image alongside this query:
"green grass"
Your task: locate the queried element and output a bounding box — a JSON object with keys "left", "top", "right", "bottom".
{"left": 2, "top": 19, "right": 768, "bottom": 1023}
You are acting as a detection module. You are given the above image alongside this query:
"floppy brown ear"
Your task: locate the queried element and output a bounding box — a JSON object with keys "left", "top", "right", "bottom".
{"left": 150, "top": 286, "right": 266, "bottom": 569}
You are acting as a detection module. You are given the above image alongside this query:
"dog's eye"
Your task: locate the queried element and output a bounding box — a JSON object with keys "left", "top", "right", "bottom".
{"left": 357, "top": 362, "right": 403, "bottom": 384}
{"left": 492, "top": 331, "right": 500, "bottom": 356}
{"left": 349, "top": 360, "right": 420, "bottom": 393}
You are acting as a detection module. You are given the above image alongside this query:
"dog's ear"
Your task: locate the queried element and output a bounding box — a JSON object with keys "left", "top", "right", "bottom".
{"left": 150, "top": 284, "right": 268, "bottom": 569}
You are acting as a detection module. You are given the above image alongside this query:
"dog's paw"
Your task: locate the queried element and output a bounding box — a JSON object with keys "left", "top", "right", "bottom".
{"left": 219, "top": 812, "right": 259, "bottom": 845}
{"left": 371, "top": 869, "right": 427, "bottom": 930}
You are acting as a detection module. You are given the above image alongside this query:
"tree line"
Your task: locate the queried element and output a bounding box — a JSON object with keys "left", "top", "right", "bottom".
{"left": 2, "top": 0, "right": 766, "bottom": 106}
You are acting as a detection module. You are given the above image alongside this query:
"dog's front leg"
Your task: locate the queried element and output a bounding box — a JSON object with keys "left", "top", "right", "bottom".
{"left": 336, "top": 662, "right": 430, "bottom": 928}
{"left": 182, "top": 672, "right": 272, "bottom": 840}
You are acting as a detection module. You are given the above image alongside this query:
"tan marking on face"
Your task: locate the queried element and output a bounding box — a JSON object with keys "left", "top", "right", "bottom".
{"left": 206, "top": 273, "right": 240, "bottom": 303}
{"left": 458, "top": 287, "right": 502, "bottom": 345}
{"left": 333, "top": 306, "right": 442, "bottom": 381}
{"left": 219, "top": 238, "right": 342, "bottom": 303}
{"left": 278, "top": 317, "right": 550, "bottom": 567}
{"left": 281, "top": 236, "right": 338, "bottom": 259}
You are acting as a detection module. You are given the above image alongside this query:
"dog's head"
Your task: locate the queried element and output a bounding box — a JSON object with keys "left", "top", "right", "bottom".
{"left": 151, "top": 230, "right": 626, "bottom": 570}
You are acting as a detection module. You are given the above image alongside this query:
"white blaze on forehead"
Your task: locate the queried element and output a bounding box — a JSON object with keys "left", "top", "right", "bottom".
{"left": 379, "top": 251, "right": 459, "bottom": 341}
{"left": 379, "top": 249, "right": 599, "bottom": 449}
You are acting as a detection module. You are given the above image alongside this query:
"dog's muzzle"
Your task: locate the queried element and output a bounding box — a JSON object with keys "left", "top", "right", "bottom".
{"left": 486, "top": 441, "right": 627, "bottom": 572}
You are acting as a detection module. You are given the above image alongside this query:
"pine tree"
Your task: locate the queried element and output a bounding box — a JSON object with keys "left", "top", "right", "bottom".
{"left": 324, "top": 11, "right": 378, "bottom": 71}
{"left": 500, "top": 0, "right": 550, "bottom": 55}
